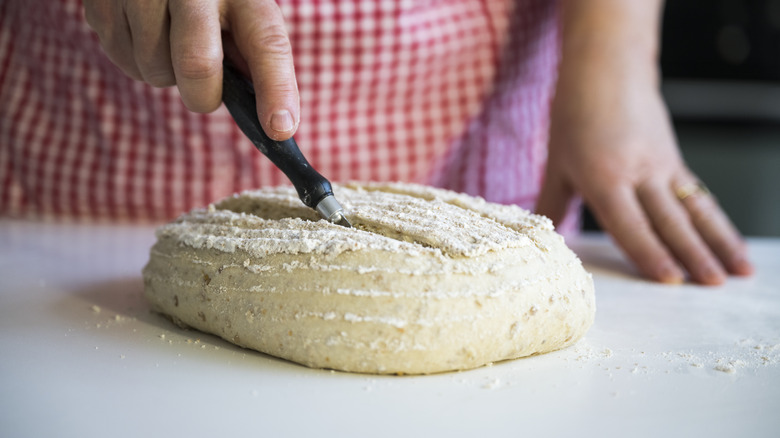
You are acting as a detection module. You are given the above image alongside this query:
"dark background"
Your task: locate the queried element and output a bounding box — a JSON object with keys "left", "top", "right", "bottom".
{"left": 662, "top": 0, "right": 780, "bottom": 81}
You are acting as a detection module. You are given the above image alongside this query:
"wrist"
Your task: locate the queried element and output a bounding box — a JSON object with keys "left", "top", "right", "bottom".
{"left": 559, "top": 0, "right": 663, "bottom": 85}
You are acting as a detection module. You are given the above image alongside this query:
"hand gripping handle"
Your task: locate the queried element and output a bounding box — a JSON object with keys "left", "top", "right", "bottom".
{"left": 221, "top": 61, "right": 333, "bottom": 209}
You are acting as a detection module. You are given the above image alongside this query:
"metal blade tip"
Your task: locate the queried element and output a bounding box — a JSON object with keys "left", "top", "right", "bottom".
{"left": 316, "top": 194, "right": 352, "bottom": 228}
{"left": 330, "top": 212, "right": 353, "bottom": 228}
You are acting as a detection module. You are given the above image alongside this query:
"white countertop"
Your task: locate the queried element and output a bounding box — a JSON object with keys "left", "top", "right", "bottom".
{"left": 1, "top": 220, "right": 778, "bottom": 438}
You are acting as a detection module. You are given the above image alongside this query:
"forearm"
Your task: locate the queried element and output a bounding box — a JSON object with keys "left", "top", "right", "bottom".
{"left": 558, "top": 0, "right": 665, "bottom": 86}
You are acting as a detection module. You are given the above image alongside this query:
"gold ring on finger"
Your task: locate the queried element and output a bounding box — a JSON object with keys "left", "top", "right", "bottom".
{"left": 675, "top": 181, "right": 710, "bottom": 201}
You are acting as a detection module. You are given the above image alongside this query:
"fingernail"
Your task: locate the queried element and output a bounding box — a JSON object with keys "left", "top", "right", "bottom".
{"left": 658, "top": 262, "right": 684, "bottom": 284}
{"left": 700, "top": 264, "right": 726, "bottom": 286}
{"left": 270, "top": 110, "right": 294, "bottom": 132}
{"left": 730, "top": 254, "right": 754, "bottom": 277}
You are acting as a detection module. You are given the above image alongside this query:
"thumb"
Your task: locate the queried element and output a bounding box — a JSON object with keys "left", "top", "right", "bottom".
{"left": 535, "top": 168, "right": 575, "bottom": 227}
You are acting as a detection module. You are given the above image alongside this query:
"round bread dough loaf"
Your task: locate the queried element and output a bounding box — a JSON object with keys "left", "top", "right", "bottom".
{"left": 143, "top": 182, "right": 595, "bottom": 374}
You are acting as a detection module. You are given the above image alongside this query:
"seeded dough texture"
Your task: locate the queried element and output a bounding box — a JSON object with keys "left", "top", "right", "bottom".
{"left": 143, "top": 182, "right": 595, "bottom": 374}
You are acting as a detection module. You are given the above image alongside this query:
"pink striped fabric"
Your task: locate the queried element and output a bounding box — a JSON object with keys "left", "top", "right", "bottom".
{"left": 0, "top": 0, "right": 561, "bottom": 223}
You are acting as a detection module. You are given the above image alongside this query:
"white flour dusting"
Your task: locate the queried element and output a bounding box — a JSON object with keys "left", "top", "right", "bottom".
{"left": 161, "top": 183, "right": 553, "bottom": 263}
{"left": 566, "top": 338, "right": 780, "bottom": 376}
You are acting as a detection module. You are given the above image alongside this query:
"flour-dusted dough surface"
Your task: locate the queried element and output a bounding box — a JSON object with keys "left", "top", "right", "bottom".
{"left": 142, "top": 182, "right": 595, "bottom": 374}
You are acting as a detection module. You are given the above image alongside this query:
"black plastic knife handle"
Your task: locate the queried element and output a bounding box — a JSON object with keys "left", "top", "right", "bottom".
{"left": 221, "top": 61, "right": 333, "bottom": 209}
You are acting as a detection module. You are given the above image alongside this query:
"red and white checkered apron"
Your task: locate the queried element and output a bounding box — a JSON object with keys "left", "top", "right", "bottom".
{"left": 0, "top": 0, "right": 561, "bottom": 223}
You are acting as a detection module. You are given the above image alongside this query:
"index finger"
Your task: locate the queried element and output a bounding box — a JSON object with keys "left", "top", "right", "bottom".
{"left": 226, "top": 0, "right": 299, "bottom": 141}
{"left": 588, "top": 184, "right": 686, "bottom": 284}
{"left": 169, "top": 0, "right": 224, "bottom": 112}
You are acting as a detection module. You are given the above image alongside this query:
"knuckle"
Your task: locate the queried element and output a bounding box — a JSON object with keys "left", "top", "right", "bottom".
{"left": 248, "top": 25, "right": 292, "bottom": 57}
{"left": 264, "top": 83, "right": 299, "bottom": 99}
{"left": 173, "top": 49, "right": 222, "bottom": 81}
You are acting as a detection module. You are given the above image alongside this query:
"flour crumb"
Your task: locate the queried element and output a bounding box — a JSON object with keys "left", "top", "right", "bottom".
{"left": 91, "top": 305, "right": 101, "bottom": 314}
{"left": 483, "top": 378, "right": 501, "bottom": 389}
{"left": 714, "top": 363, "right": 736, "bottom": 374}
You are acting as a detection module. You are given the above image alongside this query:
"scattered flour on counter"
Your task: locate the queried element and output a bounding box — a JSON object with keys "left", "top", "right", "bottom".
{"left": 713, "top": 362, "right": 737, "bottom": 374}
{"left": 362, "top": 379, "right": 378, "bottom": 392}
{"left": 482, "top": 377, "right": 502, "bottom": 390}
{"left": 662, "top": 339, "right": 780, "bottom": 375}
{"left": 418, "top": 337, "right": 780, "bottom": 394}
{"left": 566, "top": 342, "right": 617, "bottom": 364}
{"left": 569, "top": 337, "right": 780, "bottom": 376}
{"left": 85, "top": 304, "right": 139, "bottom": 332}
